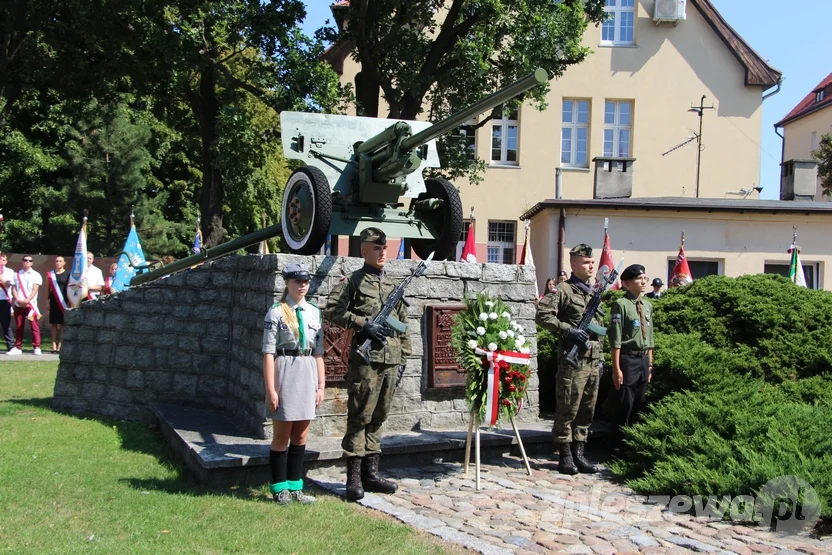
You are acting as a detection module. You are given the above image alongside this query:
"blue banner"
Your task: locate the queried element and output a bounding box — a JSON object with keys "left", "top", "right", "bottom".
{"left": 112, "top": 225, "right": 147, "bottom": 292}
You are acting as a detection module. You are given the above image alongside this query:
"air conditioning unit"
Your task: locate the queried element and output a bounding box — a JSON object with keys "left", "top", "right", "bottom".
{"left": 653, "top": 0, "right": 686, "bottom": 23}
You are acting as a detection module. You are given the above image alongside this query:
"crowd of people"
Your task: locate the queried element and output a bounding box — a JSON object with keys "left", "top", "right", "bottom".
{"left": 0, "top": 252, "right": 115, "bottom": 355}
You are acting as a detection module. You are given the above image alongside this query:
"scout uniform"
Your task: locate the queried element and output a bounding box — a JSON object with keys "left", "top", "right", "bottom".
{"left": 323, "top": 227, "right": 411, "bottom": 502}
{"left": 607, "top": 264, "right": 655, "bottom": 446}
{"left": 536, "top": 243, "right": 603, "bottom": 474}
{"left": 262, "top": 262, "right": 323, "bottom": 505}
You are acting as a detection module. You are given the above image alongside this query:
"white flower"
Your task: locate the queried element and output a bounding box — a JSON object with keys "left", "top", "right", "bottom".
{"left": 467, "top": 339, "right": 478, "bottom": 349}
{"left": 485, "top": 301, "right": 494, "bottom": 307}
{"left": 501, "top": 311, "right": 511, "bottom": 319}
{"left": 488, "top": 342, "right": 498, "bottom": 351}
{"left": 476, "top": 326, "right": 486, "bottom": 336}
{"left": 498, "top": 331, "right": 508, "bottom": 340}
{"left": 517, "top": 335, "right": 526, "bottom": 344}
{"left": 479, "top": 312, "right": 488, "bottom": 321}
{"left": 488, "top": 312, "right": 498, "bottom": 320}
{"left": 520, "top": 347, "right": 530, "bottom": 355}
{"left": 515, "top": 338, "right": 525, "bottom": 349}
{"left": 507, "top": 330, "right": 515, "bottom": 338}
{"left": 517, "top": 325, "right": 524, "bottom": 333}
{"left": 510, "top": 322, "right": 520, "bottom": 330}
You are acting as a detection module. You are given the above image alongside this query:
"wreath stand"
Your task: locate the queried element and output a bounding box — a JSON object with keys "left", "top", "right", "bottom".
{"left": 462, "top": 409, "right": 532, "bottom": 490}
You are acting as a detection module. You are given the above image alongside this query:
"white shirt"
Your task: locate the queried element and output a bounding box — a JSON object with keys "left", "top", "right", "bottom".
{"left": 87, "top": 264, "right": 105, "bottom": 299}
{"left": 13, "top": 268, "right": 43, "bottom": 308}
{"left": 0, "top": 266, "right": 14, "bottom": 301}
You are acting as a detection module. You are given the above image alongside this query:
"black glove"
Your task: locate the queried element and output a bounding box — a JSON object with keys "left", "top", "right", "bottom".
{"left": 567, "top": 327, "right": 589, "bottom": 344}
{"left": 362, "top": 321, "right": 389, "bottom": 343}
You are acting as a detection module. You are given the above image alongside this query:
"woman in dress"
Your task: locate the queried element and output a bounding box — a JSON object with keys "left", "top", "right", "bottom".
{"left": 262, "top": 263, "right": 325, "bottom": 504}
{"left": 47, "top": 256, "right": 70, "bottom": 353}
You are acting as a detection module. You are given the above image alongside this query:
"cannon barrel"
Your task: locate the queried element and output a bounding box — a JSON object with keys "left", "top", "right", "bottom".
{"left": 128, "top": 224, "right": 283, "bottom": 286}
{"left": 400, "top": 68, "right": 548, "bottom": 152}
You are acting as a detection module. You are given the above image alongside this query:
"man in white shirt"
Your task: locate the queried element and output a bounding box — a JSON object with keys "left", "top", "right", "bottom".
{"left": 9, "top": 255, "right": 43, "bottom": 355}
{"left": 86, "top": 252, "right": 105, "bottom": 300}
{"left": 0, "top": 252, "right": 15, "bottom": 352}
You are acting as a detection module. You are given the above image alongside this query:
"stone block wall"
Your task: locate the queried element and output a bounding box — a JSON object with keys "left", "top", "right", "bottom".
{"left": 53, "top": 254, "right": 540, "bottom": 438}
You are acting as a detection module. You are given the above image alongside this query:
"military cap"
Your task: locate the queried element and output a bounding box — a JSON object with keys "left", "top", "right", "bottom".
{"left": 282, "top": 262, "right": 310, "bottom": 281}
{"left": 652, "top": 277, "right": 663, "bottom": 287}
{"left": 558, "top": 270, "right": 568, "bottom": 277}
{"left": 360, "top": 227, "right": 387, "bottom": 245}
{"left": 621, "top": 264, "right": 646, "bottom": 281}
{"left": 569, "top": 243, "right": 593, "bottom": 258}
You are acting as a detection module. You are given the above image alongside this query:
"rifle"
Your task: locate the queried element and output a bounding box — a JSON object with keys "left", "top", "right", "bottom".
{"left": 564, "top": 258, "right": 624, "bottom": 368}
{"left": 354, "top": 251, "right": 434, "bottom": 363}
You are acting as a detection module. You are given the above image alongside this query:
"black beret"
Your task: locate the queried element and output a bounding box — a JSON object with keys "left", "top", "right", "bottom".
{"left": 282, "top": 262, "right": 310, "bottom": 281}
{"left": 652, "top": 278, "right": 663, "bottom": 287}
{"left": 360, "top": 227, "right": 387, "bottom": 245}
{"left": 621, "top": 264, "right": 646, "bottom": 281}
{"left": 558, "top": 270, "right": 568, "bottom": 277}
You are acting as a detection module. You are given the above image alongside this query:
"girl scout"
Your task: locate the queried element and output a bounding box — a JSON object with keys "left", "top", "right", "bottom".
{"left": 262, "top": 262, "right": 326, "bottom": 504}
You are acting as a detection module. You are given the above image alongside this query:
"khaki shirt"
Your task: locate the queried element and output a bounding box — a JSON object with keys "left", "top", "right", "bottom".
{"left": 324, "top": 264, "right": 411, "bottom": 365}
{"left": 536, "top": 277, "right": 603, "bottom": 359}
{"left": 263, "top": 299, "right": 325, "bottom": 355}
{"left": 607, "top": 292, "right": 654, "bottom": 351}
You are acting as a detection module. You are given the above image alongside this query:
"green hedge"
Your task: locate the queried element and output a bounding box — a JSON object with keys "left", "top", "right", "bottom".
{"left": 608, "top": 274, "right": 832, "bottom": 522}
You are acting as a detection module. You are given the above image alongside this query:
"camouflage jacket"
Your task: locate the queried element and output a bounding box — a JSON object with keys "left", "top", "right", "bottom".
{"left": 323, "top": 263, "right": 411, "bottom": 365}
{"left": 536, "top": 276, "right": 604, "bottom": 359}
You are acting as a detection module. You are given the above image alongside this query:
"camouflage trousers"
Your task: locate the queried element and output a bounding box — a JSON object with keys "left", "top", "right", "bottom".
{"left": 342, "top": 362, "right": 398, "bottom": 458}
{"left": 552, "top": 354, "right": 600, "bottom": 444}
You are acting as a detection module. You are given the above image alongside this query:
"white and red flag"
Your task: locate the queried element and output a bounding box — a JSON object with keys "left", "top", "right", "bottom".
{"left": 460, "top": 221, "right": 477, "bottom": 263}
{"left": 66, "top": 217, "right": 89, "bottom": 307}
{"left": 519, "top": 220, "right": 538, "bottom": 296}
{"left": 669, "top": 233, "right": 693, "bottom": 288}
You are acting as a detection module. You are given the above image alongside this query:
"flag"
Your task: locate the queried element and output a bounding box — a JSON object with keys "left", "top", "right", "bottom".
{"left": 519, "top": 221, "right": 538, "bottom": 296}
{"left": 459, "top": 223, "right": 477, "bottom": 263}
{"left": 66, "top": 219, "right": 89, "bottom": 307}
{"left": 112, "top": 224, "right": 147, "bottom": 292}
{"left": 668, "top": 245, "right": 694, "bottom": 288}
{"left": 258, "top": 238, "right": 270, "bottom": 255}
{"left": 596, "top": 232, "right": 619, "bottom": 291}
{"left": 192, "top": 222, "right": 202, "bottom": 254}
{"left": 788, "top": 244, "right": 807, "bottom": 287}
{"left": 396, "top": 240, "right": 405, "bottom": 260}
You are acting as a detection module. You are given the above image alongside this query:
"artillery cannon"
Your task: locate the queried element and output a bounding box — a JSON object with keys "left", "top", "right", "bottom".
{"left": 279, "top": 68, "right": 548, "bottom": 260}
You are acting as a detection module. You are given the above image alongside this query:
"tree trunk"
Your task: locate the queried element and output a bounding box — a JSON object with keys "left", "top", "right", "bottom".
{"left": 189, "top": 66, "right": 225, "bottom": 248}
{"left": 354, "top": 70, "right": 380, "bottom": 117}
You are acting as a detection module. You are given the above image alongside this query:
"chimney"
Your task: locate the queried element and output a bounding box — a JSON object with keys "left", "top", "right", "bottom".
{"left": 780, "top": 159, "right": 818, "bottom": 201}
{"left": 592, "top": 157, "right": 635, "bottom": 199}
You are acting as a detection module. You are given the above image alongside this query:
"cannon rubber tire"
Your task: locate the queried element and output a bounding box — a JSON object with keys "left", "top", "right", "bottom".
{"left": 411, "top": 177, "right": 463, "bottom": 261}
{"left": 281, "top": 166, "right": 332, "bottom": 255}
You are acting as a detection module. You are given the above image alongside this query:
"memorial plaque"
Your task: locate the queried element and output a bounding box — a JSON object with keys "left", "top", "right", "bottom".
{"left": 427, "top": 304, "right": 467, "bottom": 389}
{"left": 323, "top": 319, "right": 353, "bottom": 383}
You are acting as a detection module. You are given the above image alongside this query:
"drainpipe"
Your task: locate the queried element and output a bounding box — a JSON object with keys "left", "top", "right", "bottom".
{"left": 555, "top": 167, "right": 563, "bottom": 199}
{"left": 557, "top": 207, "right": 566, "bottom": 276}
{"left": 762, "top": 78, "right": 783, "bottom": 102}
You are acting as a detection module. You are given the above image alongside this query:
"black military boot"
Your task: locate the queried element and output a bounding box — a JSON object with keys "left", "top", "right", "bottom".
{"left": 572, "top": 441, "right": 599, "bottom": 474}
{"left": 361, "top": 453, "right": 398, "bottom": 494}
{"left": 345, "top": 456, "right": 365, "bottom": 502}
{"left": 557, "top": 442, "right": 579, "bottom": 475}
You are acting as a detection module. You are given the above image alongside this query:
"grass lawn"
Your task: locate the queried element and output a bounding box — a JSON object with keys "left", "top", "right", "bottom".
{"left": 0, "top": 362, "right": 466, "bottom": 554}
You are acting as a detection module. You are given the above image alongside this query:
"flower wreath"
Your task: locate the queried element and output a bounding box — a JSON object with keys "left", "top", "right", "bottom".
{"left": 451, "top": 292, "right": 531, "bottom": 426}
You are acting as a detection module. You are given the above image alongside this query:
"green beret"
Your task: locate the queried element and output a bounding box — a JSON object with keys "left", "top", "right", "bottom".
{"left": 360, "top": 227, "right": 386, "bottom": 245}
{"left": 621, "top": 264, "right": 646, "bottom": 281}
{"left": 569, "top": 243, "right": 593, "bottom": 258}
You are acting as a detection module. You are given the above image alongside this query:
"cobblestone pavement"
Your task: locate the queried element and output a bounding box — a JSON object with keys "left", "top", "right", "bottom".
{"left": 308, "top": 454, "right": 832, "bottom": 555}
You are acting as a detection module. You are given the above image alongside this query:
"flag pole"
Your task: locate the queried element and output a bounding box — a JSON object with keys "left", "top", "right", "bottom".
{"left": 130, "top": 205, "right": 134, "bottom": 228}
{"left": 681, "top": 230, "right": 685, "bottom": 247}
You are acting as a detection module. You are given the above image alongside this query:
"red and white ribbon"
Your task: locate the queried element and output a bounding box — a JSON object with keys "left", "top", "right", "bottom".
{"left": 48, "top": 271, "right": 68, "bottom": 314}
{"left": 15, "top": 271, "right": 41, "bottom": 321}
{"left": 104, "top": 276, "right": 112, "bottom": 296}
{"left": 474, "top": 347, "right": 531, "bottom": 426}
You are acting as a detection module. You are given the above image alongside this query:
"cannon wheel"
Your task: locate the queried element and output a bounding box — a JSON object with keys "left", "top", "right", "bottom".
{"left": 411, "top": 177, "right": 463, "bottom": 261}
{"left": 281, "top": 166, "right": 332, "bottom": 255}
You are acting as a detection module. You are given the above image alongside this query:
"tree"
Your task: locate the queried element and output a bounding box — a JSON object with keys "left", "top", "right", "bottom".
{"left": 324, "top": 0, "right": 607, "bottom": 183}
{"left": 814, "top": 133, "right": 832, "bottom": 197}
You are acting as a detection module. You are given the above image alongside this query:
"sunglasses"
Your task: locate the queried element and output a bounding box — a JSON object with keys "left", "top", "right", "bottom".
{"left": 23, "top": 258, "right": 33, "bottom": 262}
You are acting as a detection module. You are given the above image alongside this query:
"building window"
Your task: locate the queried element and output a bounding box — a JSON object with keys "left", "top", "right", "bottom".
{"left": 491, "top": 105, "right": 519, "bottom": 166}
{"left": 763, "top": 263, "right": 819, "bottom": 290}
{"left": 604, "top": 101, "right": 633, "bottom": 158}
{"left": 811, "top": 131, "right": 818, "bottom": 152}
{"left": 817, "top": 90, "right": 825, "bottom": 103}
{"left": 561, "top": 100, "right": 590, "bottom": 167}
{"left": 455, "top": 220, "right": 473, "bottom": 261}
{"left": 452, "top": 119, "right": 477, "bottom": 161}
{"left": 601, "top": 0, "right": 635, "bottom": 45}
{"left": 666, "top": 259, "right": 721, "bottom": 282}
{"left": 487, "top": 221, "right": 516, "bottom": 264}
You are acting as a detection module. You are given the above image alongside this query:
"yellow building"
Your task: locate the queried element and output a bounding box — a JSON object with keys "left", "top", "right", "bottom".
{"left": 324, "top": 0, "right": 781, "bottom": 262}
{"left": 775, "top": 72, "right": 832, "bottom": 201}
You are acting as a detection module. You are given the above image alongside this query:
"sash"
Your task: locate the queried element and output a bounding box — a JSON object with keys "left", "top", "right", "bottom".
{"left": 104, "top": 277, "right": 113, "bottom": 295}
{"left": 48, "top": 271, "right": 68, "bottom": 314}
{"left": 15, "top": 271, "right": 41, "bottom": 321}
{"left": 474, "top": 347, "right": 531, "bottom": 426}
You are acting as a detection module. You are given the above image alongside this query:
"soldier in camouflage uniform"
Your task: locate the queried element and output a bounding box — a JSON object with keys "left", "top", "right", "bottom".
{"left": 536, "top": 244, "right": 603, "bottom": 475}
{"left": 323, "top": 227, "right": 411, "bottom": 502}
